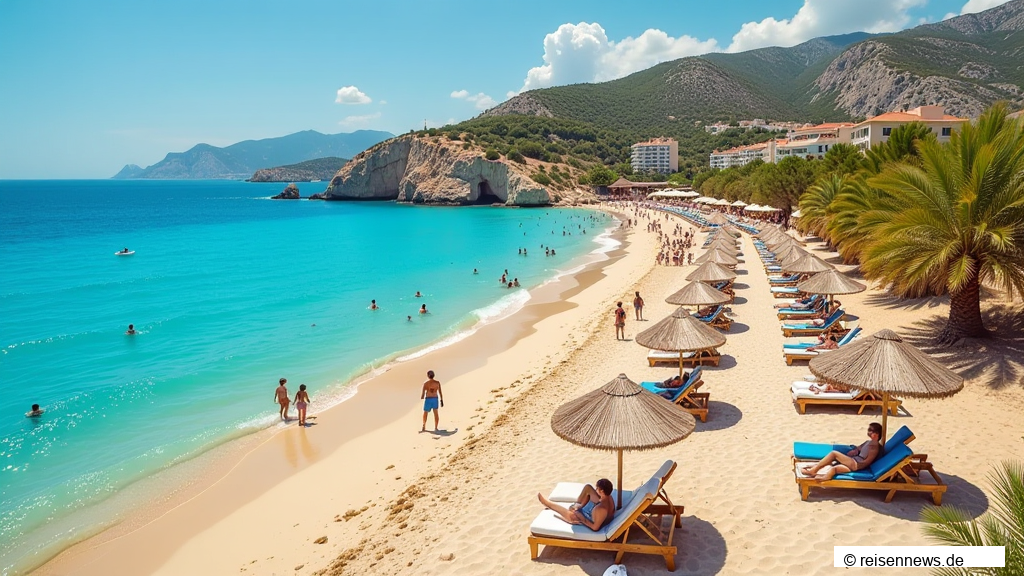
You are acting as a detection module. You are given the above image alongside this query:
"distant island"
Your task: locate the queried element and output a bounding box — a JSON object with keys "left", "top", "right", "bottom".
{"left": 249, "top": 157, "right": 348, "bottom": 182}
{"left": 112, "top": 129, "right": 391, "bottom": 180}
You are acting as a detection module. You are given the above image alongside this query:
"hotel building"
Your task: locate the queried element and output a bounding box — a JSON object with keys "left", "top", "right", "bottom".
{"left": 850, "top": 105, "right": 968, "bottom": 151}
{"left": 631, "top": 138, "right": 678, "bottom": 174}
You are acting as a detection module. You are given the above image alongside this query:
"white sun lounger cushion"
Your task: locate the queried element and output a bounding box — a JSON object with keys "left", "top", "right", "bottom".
{"left": 647, "top": 350, "right": 697, "bottom": 360}
{"left": 791, "top": 389, "right": 859, "bottom": 400}
{"left": 530, "top": 477, "right": 659, "bottom": 542}
{"left": 547, "top": 460, "right": 674, "bottom": 503}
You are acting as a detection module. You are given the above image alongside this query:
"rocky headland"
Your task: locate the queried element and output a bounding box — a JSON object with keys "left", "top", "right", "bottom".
{"left": 249, "top": 157, "right": 348, "bottom": 183}
{"left": 324, "top": 135, "right": 597, "bottom": 206}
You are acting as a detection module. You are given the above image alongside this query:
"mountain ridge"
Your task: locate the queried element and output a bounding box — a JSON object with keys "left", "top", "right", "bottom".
{"left": 113, "top": 130, "right": 393, "bottom": 180}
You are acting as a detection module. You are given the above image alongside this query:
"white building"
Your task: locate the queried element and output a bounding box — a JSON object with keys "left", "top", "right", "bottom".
{"left": 850, "top": 106, "right": 968, "bottom": 151}
{"left": 631, "top": 138, "right": 678, "bottom": 174}
{"left": 774, "top": 123, "right": 855, "bottom": 161}
{"left": 709, "top": 141, "right": 773, "bottom": 169}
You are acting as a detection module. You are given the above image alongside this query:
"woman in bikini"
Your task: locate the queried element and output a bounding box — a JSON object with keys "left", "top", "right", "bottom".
{"left": 294, "top": 384, "right": 310, "bottom": 427}
{"left": 801, "top": 422, "right": 882, "bottom": 480}
{"left": 536, "top": 478, "right": 615, "bottom": 531}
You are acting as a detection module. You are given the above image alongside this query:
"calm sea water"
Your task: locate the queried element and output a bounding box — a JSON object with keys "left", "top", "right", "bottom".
{"left": 0, "top": 180, "right": 612, "bottom": 573}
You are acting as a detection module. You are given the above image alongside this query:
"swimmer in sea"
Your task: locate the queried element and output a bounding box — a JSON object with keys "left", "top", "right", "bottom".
{"left": 407, "top": 315, "right": 412, "bottom": 321}
{"left": 370, "top": 300, "right": 379, "bottom": 310}
{"left": 473, "top": 268, "right": 478, "bottom": 274}
{"left": 415, "top": 291, "right": 422, "bottom": 298}
{"left": 513, "top": 278, "right": 520, "bottom": 287}
{"left": 420, "top": 304, "right": 428, "bottom": 314}
{"left": 125, "top": 324, "right": 136, "bottom": 335}
{"left": 26, "top": 404, "right": 44, "bottom": 418}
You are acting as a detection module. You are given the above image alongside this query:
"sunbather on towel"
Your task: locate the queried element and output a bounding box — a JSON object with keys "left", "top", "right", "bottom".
{"left": 807, "top": 382, "right": 840, "bottom": 393}
{"left": 661, "top": 373, "right": 687, "bottom": 387}
{"left": 537, "top": 479, "right": 615, "bottom": 531}
{"left": 775, "top": 296, "right": 814, "bottom": 309}
{"left": 800, "top": 423, "right": 882, "bottom": 480}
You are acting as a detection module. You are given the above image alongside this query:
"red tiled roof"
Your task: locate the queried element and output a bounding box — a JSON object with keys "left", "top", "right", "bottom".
{"left": 864, "top": 111, "right": 967, "bottom": 123}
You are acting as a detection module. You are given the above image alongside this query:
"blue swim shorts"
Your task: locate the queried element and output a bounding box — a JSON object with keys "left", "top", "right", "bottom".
{"left": 423, "top": 397, "right": 439, "bottom": 412}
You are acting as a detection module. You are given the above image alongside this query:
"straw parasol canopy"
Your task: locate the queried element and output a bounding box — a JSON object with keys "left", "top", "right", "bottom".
{"left": 720, "top": 224, "right": 742, "bottom": 237}
{"left": 685, "top": 261, "right": 737, "bottom": 283}
{"left": 703, "top": 240, "right": 739, "bottom": 255}
{"left": 636, "top": 307, "right": 728, "bottom": 380}
{"left": 783, "top": 253, "right": 834, "bottom": 275}
{"left": 767, "top": 234, "right": 800, "bottom": 250}
{"left": 666, "top": 280, "right": 732, "bottom": 307}
{"left": 694, "top": 248, "right": 739, "bottom": 267}
{"left": 797, "top": 268, "right": 866, "bottom": 296}
{"left": 706, "top": 212, "right": 729, "bottom": 225}
{"left": 779, "top": 246, "right": 811, "bottom": 267}
{"left": 809, "top": 329, "right": 964, "bottom": 444}
{"left": 772, "top": 243, "right": 806, "bottom": 263}
{"left": 551, "top": 373, "right": 696, "bottom": 507}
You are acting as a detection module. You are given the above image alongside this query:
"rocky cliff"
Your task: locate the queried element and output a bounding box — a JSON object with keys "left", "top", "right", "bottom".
{"left": 325, "top": 136, "right": 566, "bottom": 206}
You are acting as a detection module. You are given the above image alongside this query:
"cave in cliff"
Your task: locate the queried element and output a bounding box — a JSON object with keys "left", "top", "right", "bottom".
{"left": 469, "top": 180, "right": 502, "bottom": 205}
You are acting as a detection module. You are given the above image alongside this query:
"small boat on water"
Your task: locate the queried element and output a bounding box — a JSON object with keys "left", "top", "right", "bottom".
{"left": 115, "top": 250, "right": 135, "bottom": 256}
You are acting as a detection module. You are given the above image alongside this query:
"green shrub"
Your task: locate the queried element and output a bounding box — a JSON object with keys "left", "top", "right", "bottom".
{"left": 484, "top": 148, "right": 500, "bottom": 161}
{"left": 531, "top": 172, "right": 553, "bottom": 185}
{"left": 507, "top": 149, "right": 526, "bottom": 164}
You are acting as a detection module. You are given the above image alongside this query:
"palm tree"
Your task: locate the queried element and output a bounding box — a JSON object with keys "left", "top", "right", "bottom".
{"left": 798, "top": 172, "right": 848, "bottom": 242}
{"left": 858, "top": 105, "right": 1024, "bottom": 344}
{"left": 920, "top": 461, "right": 1024, "bottom": 576}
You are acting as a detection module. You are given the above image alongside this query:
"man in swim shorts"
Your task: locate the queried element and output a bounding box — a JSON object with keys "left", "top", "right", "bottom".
{"left": 536, "top": 478, "right": 614, "bottom": 531}
{"left": 420, "top": 370, "right": 443, "bottom": 432}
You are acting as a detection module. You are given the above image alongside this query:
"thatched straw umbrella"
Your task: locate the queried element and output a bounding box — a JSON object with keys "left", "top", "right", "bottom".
{"left": 720, "top": 224, "right": 742, "bottom": 238}
{"left": 796, "top": 268, "right": 866, "bottom": 307}
{"left": 694, "top": 248, "right": 739, "bottom": 267}
{"left": 767, "top": 234, "right": 800, "bottom": 251}
{"left": 706, "top": 212, "right": 729, "bottom": 225}
{"left": 703, "top": 241, "right": 739, "bottom": 256}
{"left": 783, "top": 254, "right": 834, "bottom": 275}
{"left": 666, "top": 281, "right": 732, "bottom": 307}
{"left": 685, "top": 261, "right": 737, "bottom": 283}
{"left": 551, "top": 373, "right": 696, "bottom": 508}
{"left": 636, "top": 307, "right": 727, "bottom": 380}
{"left": 779, "top": 247, "right": 811, "bottom": 267}
{"left": 809, "top": 329, "right": 963, "bottom": 445}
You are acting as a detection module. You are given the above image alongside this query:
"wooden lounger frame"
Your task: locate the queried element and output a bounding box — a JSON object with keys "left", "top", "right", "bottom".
{"left": 793, "top": 391, "right": 902, "bottom": 415}
{"left": 781, "top": 316, "right": 845, "bottom": 337}
{"left": 529, "top": 463, "right": 683, "bottom": 570}
{"left": 647, "top": 350, "right": 721, "bottom": 368}
{"left": 794, "top": 454, "right": 946, "bottom": 505}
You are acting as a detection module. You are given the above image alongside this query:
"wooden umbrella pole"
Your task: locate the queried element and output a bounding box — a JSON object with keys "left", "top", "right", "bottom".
{"left": 679, "top": 354, "right": 684, "bottom": 380}
{"left": 881, "top": 392, "right": 889, "bottom": 451}
{"left": 617, "top": 449, "right": 624, "bottom": 509}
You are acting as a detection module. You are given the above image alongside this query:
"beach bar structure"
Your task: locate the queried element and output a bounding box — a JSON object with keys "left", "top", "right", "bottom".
{"left": 605, "top": 178, "right": 670, "bottom": 199}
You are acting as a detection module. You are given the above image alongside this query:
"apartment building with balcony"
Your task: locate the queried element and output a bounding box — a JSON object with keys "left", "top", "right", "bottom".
{"left": 850, "top": 105, "right": 968, "bottom": 151}
{"left": 631, "top": 138, "right": 678, "bottom": 174}
{"left": 709, "top": 141, "right": 774, "bottom": 169}
{"left": 774, "top": 122, "right": 855, "bottom": 161}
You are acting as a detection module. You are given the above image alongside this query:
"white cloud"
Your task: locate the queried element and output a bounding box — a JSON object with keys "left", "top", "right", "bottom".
{"left": 338, "top": 112, "right": 381, "bottom": 127}
{"left": 516, "top": 22, "right": 719, "bottom": 92}
{"left": 959, "top": 0, "right": 1012, "bottom": 14}
{"left": 380, "top": 99, "right": 388, "bottom": 105}
{"left": 726, "top": 0, "right": 926, "bottom": 53}
{"left": 450, "top": 90, "right": 498, "bottom": 110}
{"left": 335, "top": 86, "right": 372, "bottom": 105}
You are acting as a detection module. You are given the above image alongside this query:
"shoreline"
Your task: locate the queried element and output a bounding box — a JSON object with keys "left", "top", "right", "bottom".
{"left": 31, "top": 206, "right": 646, "bottom": 576}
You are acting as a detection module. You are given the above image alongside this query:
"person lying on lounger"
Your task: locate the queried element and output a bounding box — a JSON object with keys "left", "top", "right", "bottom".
{"left": 537, "top": 479, "right": 615, "bottom": 531}
{"left": 774, "top": 296, "right": 815, "bottom": 310}
{"left": 800, "top": 423, "right": 882, "bottom": 480}
{"left": 807, "top": 334, "right": 839, "bottom": 352}
{"left": 807, "top": 382, "right": 840, "bottom": 393}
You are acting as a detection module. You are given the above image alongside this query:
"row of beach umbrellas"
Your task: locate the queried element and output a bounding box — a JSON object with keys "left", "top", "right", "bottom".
{"left": 547, "top": 219, "right": 964, "bottom": 515}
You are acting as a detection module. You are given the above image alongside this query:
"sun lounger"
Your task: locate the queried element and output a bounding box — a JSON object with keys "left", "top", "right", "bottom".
{"left": 768, "top": 274, "right": 802, "bottom": 285}
{"left": 640, "top": 368, "right": 709, "bottom": 422}
{"left": 793, "top": 443, "right": 946, "bottom": 504}
{"left": 530, "top": 464, "right": 682, "bottom": 570}
{"left": 695, "top": 305, "right": 732, "bottom": 332}
{"left": 777, "top": 301, "right": 827, "bottom": 320}
{"left": 790, "top": 379, "right": 901, "bottom": 415}
{"left": 782, "top": 327, "right": 861, "bottom": 364}
{"left": 546, "top": 460, "right": 676, "bottom": 506}
{"left": 647, "top": 349, "right": 721, "bottom": 367}
{"left": 792, "top": 426, "right": 915, "bottom": 461}
{"left": 781, "top": 309, "right": 845, "bottom": 337}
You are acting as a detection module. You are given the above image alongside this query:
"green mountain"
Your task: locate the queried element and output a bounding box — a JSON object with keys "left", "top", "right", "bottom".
{"left": 114, "top": 130, "right": 392, "bottom": 180}
{"left": 248, "top": 157, "right": 349, "bottom": 182}
{"left": 478, "top": 1, "right": 1024, "bottom": 171}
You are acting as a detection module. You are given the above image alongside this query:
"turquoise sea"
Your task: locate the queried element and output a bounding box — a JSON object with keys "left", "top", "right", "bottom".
{"left": 0, "top": 180, "right": 613, "bottom": 573}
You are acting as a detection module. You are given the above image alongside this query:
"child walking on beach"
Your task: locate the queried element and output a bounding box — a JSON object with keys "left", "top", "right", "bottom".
{"left": 294, "top": 384, "right": 310, "bottom": 427}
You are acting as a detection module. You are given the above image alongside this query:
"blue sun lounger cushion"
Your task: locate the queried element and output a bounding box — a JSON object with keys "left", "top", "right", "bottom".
{"left": 640, "top": 367, "right": 702, "bottom": 402}
{"left": 793, "top": 425, "right": 914, "bottom": 461}
{"left": 833, "top": 443, "right": 913, "bottom": 482}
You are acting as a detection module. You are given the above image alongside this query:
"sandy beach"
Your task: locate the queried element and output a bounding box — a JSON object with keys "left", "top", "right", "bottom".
{"left": 35, "top": 205, "right": 1024, "bottom": 576}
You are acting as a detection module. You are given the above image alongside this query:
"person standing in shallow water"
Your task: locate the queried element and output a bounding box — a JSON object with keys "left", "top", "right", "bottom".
{"left": 275, "top": 378, "right": 290, "bottom": 420}
{"left": 420, "top": 370, "right": 443, "bottom": 432}
{"left": 614, "top": 302, "right": 626, "bottom": 340}
{"left": 293, "top": 384, "right": 310, "bottom": 427}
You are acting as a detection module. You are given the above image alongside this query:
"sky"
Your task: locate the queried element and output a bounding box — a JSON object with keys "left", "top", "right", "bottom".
{"left": 0, "top": 0, "right": 1013, "bottom": 178}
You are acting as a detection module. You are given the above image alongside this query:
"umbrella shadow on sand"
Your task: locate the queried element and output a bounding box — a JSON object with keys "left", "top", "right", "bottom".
{"left": 900, "top": 302, "right": 1024, "bottom": 389}
{"left": 692, "top": 401, "right": 742, "bottom": 432}
{"left": 864, "top": 293, "right": 947, "bottom": 311}
{"left": 726, "top": 322, "right": 750, "bottom": 334}
{"left": 535, "top": 515, "right": 728, "bottom": 575}
{"left": 798, "top": 472, "right": 989, "bottom": 522}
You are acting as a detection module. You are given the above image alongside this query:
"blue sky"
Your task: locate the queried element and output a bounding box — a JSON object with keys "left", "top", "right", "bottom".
{"left": 0, "top": 0, "right": 1009, "bottom": 178}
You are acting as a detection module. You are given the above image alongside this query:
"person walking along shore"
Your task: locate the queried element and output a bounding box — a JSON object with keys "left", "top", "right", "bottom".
{"left": 420, "top": 370, "right": 443, "bottom": 432}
